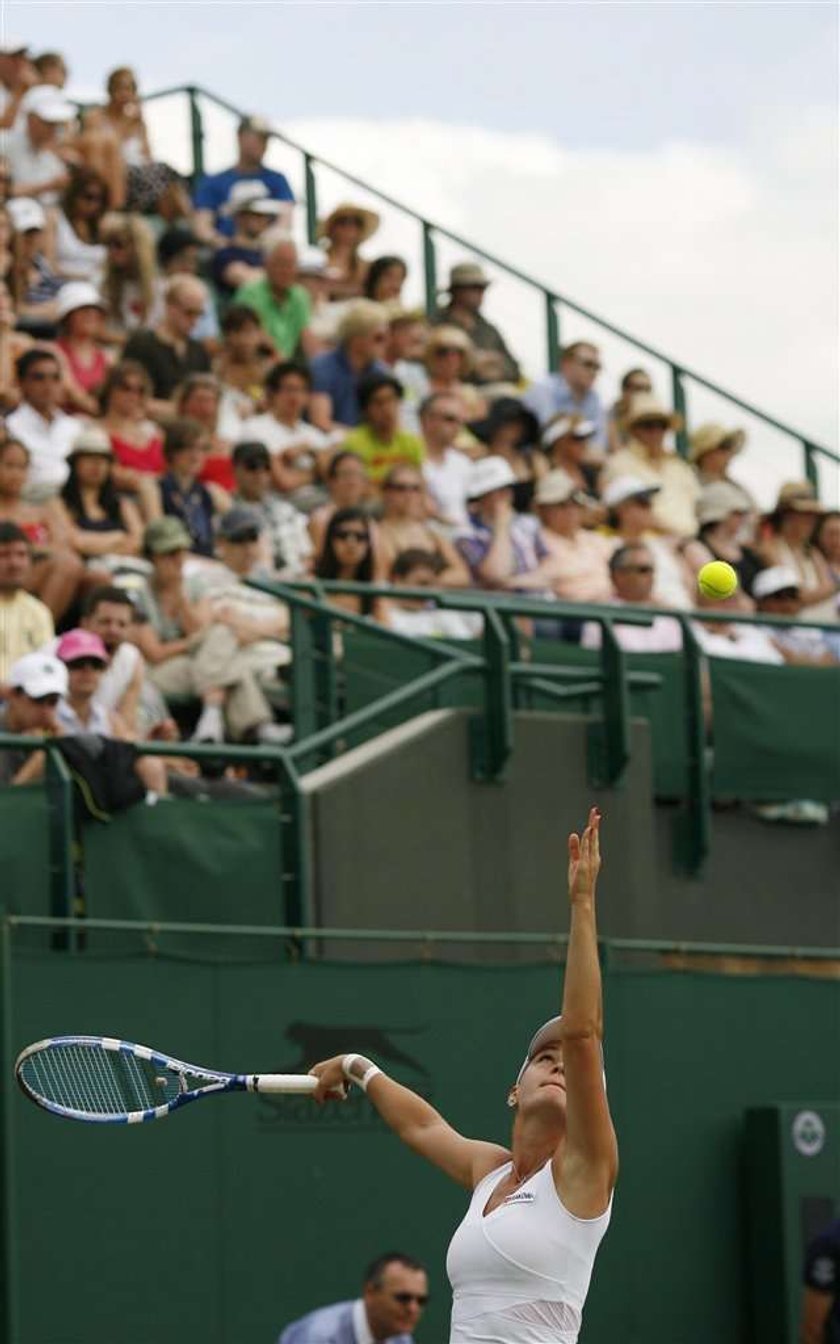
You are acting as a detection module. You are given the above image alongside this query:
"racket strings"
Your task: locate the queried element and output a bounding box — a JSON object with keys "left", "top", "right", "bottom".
{"left": 21, "top": 1044, "right": 163, "bottom": 1116}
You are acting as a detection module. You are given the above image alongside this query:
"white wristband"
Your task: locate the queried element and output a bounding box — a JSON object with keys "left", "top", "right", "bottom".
{"left": 361, "top": 1063, "right": 382, "bottom": 1091}
{"left": 341, "top": 1054, "right": 382, "bottom": 1092}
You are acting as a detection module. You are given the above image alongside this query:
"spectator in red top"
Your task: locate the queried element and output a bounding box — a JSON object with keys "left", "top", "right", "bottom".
{"left": 98, "top": 360, "right": 163, "bottom": 519}
{"left": 53, "top": 280, "right": 112, "bottom": 414}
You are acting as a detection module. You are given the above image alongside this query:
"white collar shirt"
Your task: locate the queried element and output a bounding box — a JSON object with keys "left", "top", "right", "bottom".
{"left": 5, "top": 401, "right": 80, "bottom": 493}
{"left": 351, "top": 1298, "right": 375, "bottom": 1344}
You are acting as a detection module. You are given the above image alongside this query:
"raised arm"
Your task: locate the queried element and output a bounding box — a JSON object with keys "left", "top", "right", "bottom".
{"left": 553, "top": 808, "right": 618, "bottom": 1214}
{"left": 309, "top": 1054, "right": 509, "bottom": 1190}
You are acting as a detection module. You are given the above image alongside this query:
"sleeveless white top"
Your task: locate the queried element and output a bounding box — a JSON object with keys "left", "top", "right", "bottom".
{"left": 446, "top": 1160, "right": 611, "bottom": 1343}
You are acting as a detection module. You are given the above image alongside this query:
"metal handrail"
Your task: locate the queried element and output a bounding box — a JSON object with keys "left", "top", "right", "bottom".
{"left": 133, "top": 82, "right": 838, "bottom": 477}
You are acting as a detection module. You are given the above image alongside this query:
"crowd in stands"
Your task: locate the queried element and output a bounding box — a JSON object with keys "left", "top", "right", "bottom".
{"left": 0, "top": 43, "right": 838, "bottom": 806}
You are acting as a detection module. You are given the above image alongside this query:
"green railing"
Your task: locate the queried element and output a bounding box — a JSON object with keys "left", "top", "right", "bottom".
{"left": 132, "top": 83, "right": 839, "bottom": 488}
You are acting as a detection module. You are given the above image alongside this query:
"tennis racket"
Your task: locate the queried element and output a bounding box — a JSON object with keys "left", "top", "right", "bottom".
{"left": 15, "top": 1035, "right": 317, "bottom": 1125}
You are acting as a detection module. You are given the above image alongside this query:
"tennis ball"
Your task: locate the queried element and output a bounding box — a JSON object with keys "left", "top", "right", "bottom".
{"left": 698, "top": 560, "right": 739, "bottom": 600}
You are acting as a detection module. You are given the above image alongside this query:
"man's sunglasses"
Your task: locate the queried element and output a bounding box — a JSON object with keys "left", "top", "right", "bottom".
{"left": 434, "top": 346, "right": 463, "bottom": 357}
{"left": 26, "top": 370, "right": 61, "bottom": 381}
{"left": 117, "top": 382, "right": 146, "bottom": 394}
{"left": 227, "top": 529, "right": 260, "bottom": 544}
{"left": 386, "top": 482, "right": 421, "bottom": 493}
{"left": 67, "top": 657, "right": 106, "bottom": 670}
{"left": 635, "top": 419, "right": 668, "bottom": 431}
{"left": 389, "top": 1292, "right": 429, "bottom": 1306}
{"left": 334, "top": 528, "right": 368, "bottom": 542}
{"left": 577, "top": 357, "right": 602, "bottom": 371}
{"left": 31, "top": 693, "right": 60, "bottom": 706}
{"left": 335, "top": 214, "right": 364, "bottom": 227}
{"left": 618, "top": 564, "right": 654, "bottom": 575}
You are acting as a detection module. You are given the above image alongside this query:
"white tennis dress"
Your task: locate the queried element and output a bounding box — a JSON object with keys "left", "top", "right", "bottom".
{"left": 446, "top": 1159, "right": 611, "bottom": 1343}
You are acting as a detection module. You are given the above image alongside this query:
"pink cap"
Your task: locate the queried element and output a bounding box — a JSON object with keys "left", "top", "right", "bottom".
{"left": 56, "top": 629, "right": 108, "bottom": 665}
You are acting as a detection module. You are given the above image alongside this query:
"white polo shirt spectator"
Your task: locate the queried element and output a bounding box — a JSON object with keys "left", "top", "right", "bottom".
{"left": 6, "top": 350, "right": 82, "bottom": 498}
{"left": 5, "top": 86, "right": 74, "bottom": 204}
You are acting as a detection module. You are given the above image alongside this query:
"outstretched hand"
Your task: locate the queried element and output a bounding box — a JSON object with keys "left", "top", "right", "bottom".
{"left": 568, "top": 807, "right": 602, "bottom": 906}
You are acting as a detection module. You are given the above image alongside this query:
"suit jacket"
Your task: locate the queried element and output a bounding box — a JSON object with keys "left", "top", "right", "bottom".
{"left": 278, "top": 1298, "right": 414, "bottom": 1344}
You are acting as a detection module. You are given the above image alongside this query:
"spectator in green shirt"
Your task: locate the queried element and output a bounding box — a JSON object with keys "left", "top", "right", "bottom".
{"left": 343, "top": 373, "right": 425, "bottom": 486}
{"left": 234, "top": 237, "right": 314, "bottom": 361}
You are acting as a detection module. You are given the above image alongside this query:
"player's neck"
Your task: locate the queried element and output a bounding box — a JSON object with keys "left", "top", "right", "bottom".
{"left": 511, "top": 1117, "right": 562, "bottom": 1182}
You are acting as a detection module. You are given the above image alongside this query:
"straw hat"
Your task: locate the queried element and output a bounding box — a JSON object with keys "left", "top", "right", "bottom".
{"left": 317, "top": 202, "right": 381, "bottom": 243}
{"left": 535, "top": 469, "right": 597, "bottom": 508}
{"left": 689, "top": 423, "right": 746, "bottom": 463}
{"left": 448, "top": 261, "right": 491, "bottom": 290}
{"left": 772, "top": 481, "right": 827, "bottom": 515}
{"left": 68, "top": 427, "right": 114, "bottom": 460}
{"left": 425, "top": 324, "right": 475, "bottom": 375}
{"left": 625, "top": 393, "right": 682, "bottom": 432}
{"left": 695, "top": 481, "right": 750, "bottom": 526}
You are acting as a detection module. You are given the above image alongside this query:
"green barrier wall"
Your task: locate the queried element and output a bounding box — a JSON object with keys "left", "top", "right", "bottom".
{"left": 3, "top": 939, "right": 838, "bottom": 1344}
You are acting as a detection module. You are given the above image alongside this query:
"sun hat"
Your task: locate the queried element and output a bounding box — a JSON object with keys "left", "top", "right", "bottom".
{"left": 601, "top": 474, "right": 661, "bottom": 509}
{"left": 542, "top": 413, "right": 597, "bottom": 450}
{"left": 625, "top": 393, "right": 682, "bottom": 432}
{"left": 297, "top": 245, "right": 342, "bottom": 280}
{"left": 448, "top": 261, "right": 491, "bottom": 290}
{"left": 221, "top": 181, "right": 285, "bottom": 218}
{"left": 238, "top": 115, "right": 271, "bottom": 136}
{"left": 425, "top": 324, "right": 475, "bottom": 375}
{"left": 514, "top": 1014, "right": 606, "bottom": 1092}
{"left": 318, "top": 202, "right": 380, "bottom": 243}
{"left": 8, "top": 652, "right": 67, "bottom": 699}
{"left": 68, "top": 426, "right": 113, "bottom": 460}
{"left": 753, "top": 566, "right": 801, "bottom": 601}
{"left": 337, "top": 300, "right": 390, "bottom": 344}
{"left": 21, "top": 86, "right": 75, "bottom": 123}
{"left": 55, "top": 281, "right": 106, "bottom": 324}
{"left": 218, "top": 505, "right": 263, "bottom": 542}
{"left": 469, "top": 397, "right": 539, "bottom": 448}
{"left": 0, "top": 39, "right": 28, "bottom": 55}
{"left": 689, "top": 423, "right": 746, "bottom": 464}
{"left": 143, "top": 516, "right": 192, "bottom": 556}
{"left": 695, "top": 481, "right": 750, "bottom": 527}
{"left": 772, "top": 481, "right": 827, "bottom": 515}
{"left": 535, "top": 468, "right": 597, "bottom": 508}
{"left": 7, "top": 197, "right": 46, "bottom": 234}
{"left": 466, "top": 455, "right": 517, "bottom": 501}
{"left": 56, "top": 629, "right": 108, "bottom": 666}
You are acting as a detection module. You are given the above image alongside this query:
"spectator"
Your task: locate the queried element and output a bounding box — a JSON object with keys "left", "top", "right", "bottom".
{"left": 98, "top": 360, "right": 164, "bottom": 512}
{"left": 343, "top": 372, "right": 425, "bottom": 485}
{"left": 419, "top": 393, "right": 472, "bottom": 529}
{"left": 79, "top": 583, "right": 160, "bottom": 735}
{"left": 524, "top": 340, "right": 607, "bottom": 448}
{"left": 469, "top": 397, "right": 541, "bottom": 511}
{"left": 239, "top": 361, "right": 329, "bottom": 497}
{"left": 815, "top": 510, "right": 840, "bottom": 587}
{"left": 278, "top": 1250, "right": 428, "bottom": 1344}
{"left": 800, "top": 1216, "right": 840, "bottom": 1344}
{"left": 0, "top": 521, "right": 54, "bottom": 682}
{"left": 6, "top": 84, "right": 73, "bottom": 204}
{"left": 691, "top": 586, "right": 783, "bottom": 664}
{"left": 423, "top": 325, "right": 486, "bottom": 422}
{"left": 308, "top": 451, "right": 373, "bottom": 555}
{"left": 92, "top": 67, "right": 188, "bottom": 218}
{"left": 8, "top": 196, "right": 63, "bottom": 331}
{"left": 601, "top": 474, "right": 693, "bottom": 610}
{"left": 318, "top": 200, "right": 381, "bottom": 301}
{"left": 214, "top": 303, "right": 273, "bottom": 424}
{"left": 132, "top": 515, "right": 283, "bottom": 743}
{"left": 53, "top": 280, "right": 112, "bottom": 414}
{"left": 159, "top": 417, "right": 228, "bottom": 558}
{"left": 752, "top": 566, "right": 838, "bottom": 665}
{"left": 57, "top": 425, "right": 143, "bottom": 565}
{"left": 211, "top": 181, "right": 285, "bottom": 296}
{"left": 6, "top": 347, "right": 79, "bottom": 498}
{"left": 122, "top": 275, "right": 211, "bottom": 414}
{"left": 607, "top": 367, "right": 653, "bottom": 453}
{"left": 511, "top": 469, "right": 613, "bottom": 603}
{"left": 49, "top": 167, "right": 108, "bottom": 283}
{"left": 540, "top": 413, "right": 599, "bottom": 495}
{"left": 364, "top": 255, "right": 408, "bottom": 304}
{"left": 761, "top": 482, "right": 837, "bottom": 620}
{"left": 295, "top": 245, "right": 343, "bottom": 349}
{"left": 0, "top": 438, "right": 82, "bottom": 619}
{"left": 155, "top": 226, "right": 219, "bottom": 345}
{"left": 308, "top": 300, "right": 390, "bottom": 433}
{"left": 31, "top": 52, "right": 68, "bottom": 89}
{"left": 99, "top": 210, "right": 157, "bottom": 338}
{"left": 385, "top": 306, "right": 430, "bottom": 433}
{"left": 0, "top": 40, "right": 33, "bottom": 132}
{"left": 175, "top": 373, "right": 234, "bottom": 492}
{"left": 315, "top": 507, "right": 381, "bottom": 617}
{"left": 383, "top": 549, "right": 481, "bottom": 639}
{"left": 231, "top": 441, "right": 313, "bottom": 576}
{"left": 602, "top": 394, "right": 699, "bottom": 538}
{"left": 682, "top": 481, "right": 764, "bottom": 598}
{"left": 234, "top": 237, "right": 313, "bottom": 360}
{"left": 377, "top": 464, "right": 469, "bottom": 587}
{"left": 581, "top": 544, "right": 683, "bottom": 652}
{"left": 455, "top": 456, "right": 549, "bottom": 590}
{"left": 193, "top": 114, "right": 294, "bottom": 243}
{"left": 0, "top": 651, "right": 66, "bottom": 787}
{"left": 689, "top": 423, "right": 754, "bottom": 508}
{"left": 434, "top": 261, "right": 521, "bottom": 386}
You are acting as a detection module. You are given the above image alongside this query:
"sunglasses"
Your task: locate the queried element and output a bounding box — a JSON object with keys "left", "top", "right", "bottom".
{"left": 635, "top": 419, "right": 668, "bottom": 431}
{"left": 26, "top": 369, "right": 61, "bottom": 381}
{"left": 106, "top": 237, "right": 130, "bottom": 249}
{"left": 117, "top": 382, "right": 145, "bottom": 394}
{"left": 618, "top": 564, "right": 654, "bottom": 575}
{"left": 387, "top": 482, "right": 421, "bottom": 493}
{"left": 178, "top": 305, "right": 205, "bottom": 319}
{"left": 390, "top": 1293, "right": 429, "bottom": 1307}
{"left": 240, "top": 461, "right": 270, "bottom": 472}
{"left": 435, "top": 412, "right": 463, "bottom": 424}
{"left": 577, "top": 358, "right": 602, "bottom": 371}
{"left": 226, "top": 529, "right": 260, "bottom": 544}
{"left": 67, "top": 657, "right": 106, "bottom": 670}
{"left": 625, "top": 382, "right": 652, "bottom": 394}
{"left": 434, "top": 346, "right": 463, "bottom": 356}
{"left": 80, "top": 191, "right": 105, "bottom": 203}
{"left": 31, "top": 692, "right": 60, "bottom": 706}
{"left": 335, "top": 214, "right": 364, "bottom": 227}
{"left": 334, "top": 528, "right": 368, "bottom": 542}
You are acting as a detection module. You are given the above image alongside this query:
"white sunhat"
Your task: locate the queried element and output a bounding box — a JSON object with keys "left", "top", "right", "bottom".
{"left": 55, "top": 281, "right": 106, "bottom": 323}
{"left": 534, "top": 468, "right": 597, "bottom": 508}
{"left": 297, "top": 244, "right": 342, "bottom": 279}
{"left": 221, "top": 180, "right": 282, "bottom": 216}
{"left": 466, "top": 455, "right": 517, "bottom": 501}
{"left": 7, "top": 197, "right": 46, "bottom": 234}
{"left": 752, "top": 566, "right": 801, "bottom": 601}
{"left": 601, "top": 474, "right": 662, "bottom": 510}
{"left": 541, "top": 415, "right": 597, "bottom": 450}
{"left": 21, "top": 86, "right": 75, "bottom": 123}
{"left": 8, "top": 652, "right": 68, "bottom": 700}
{"left": 0, "top": 38, "right": 28, "bottom": 55}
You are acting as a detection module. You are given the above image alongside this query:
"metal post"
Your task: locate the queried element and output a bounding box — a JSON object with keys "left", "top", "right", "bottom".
{"left": 671, "top": 365, "right": 689, "bottom": 459}
{"left": 44, "top": 748, "right": 76, "bottom": 934}
{"left": 289, "top": 605, "right": 318, "bottom": 742}
{"left": 802, "top": 442, "right": 820, "bottom": 494}
{"left": 589, "top": 621, "right": 630, "bottom": 786}
{"left": 304, "top": 154, "right": 318, "bottom": 246}
{"left": 187, "top": 86, "right": 205, "bottom": 185}
{"left": 471, "top": 609, "right": 512, "bottom": 781}
{"left": 422, "top": 221, "right": 438, "bottom": 319}
{"left": 545, "top": 292, "right": 560, "bottom": 372}
{"left": 677, "top": 619, "right": 710, "bottom": 874}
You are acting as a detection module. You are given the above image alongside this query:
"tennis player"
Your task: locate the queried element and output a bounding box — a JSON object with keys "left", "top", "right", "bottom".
{"left": 310, "top": 806, "right": 617, "bottom": 1343}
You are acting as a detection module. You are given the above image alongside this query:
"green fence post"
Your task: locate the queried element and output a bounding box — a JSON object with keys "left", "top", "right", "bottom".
{"left": 671, "top": 365, "right": 689, "bottom": 459}
{"left": 304, "top": 154, "right": 318, "bottom": 246}
{"left": 187, "top": 86, "right": 204, "bottom": 185}
{"left": 422, "top": 221, "right": 438, "bottom": 319}
{"left": 289, "top": 605, "right": 318, "bottom": 741}
{"left": 676, "top": 619, "right": 711, "bottom": 874}
{"left": 589, "top": 621, "right": 630, "bottom": 786}
{"left": 312, "top": 608, "right": 338, "bottom": 745}
{"left": 44, "top": 748, "right": 76, "bottom": 933}
{"left": 471, "top": 608, "right": 512, "bottom": 781}
{"left": 545, "top": 292, "right": 560, "bottom": 372}
{"left": 802, "top": 442, "right": 820, "bottom": 494}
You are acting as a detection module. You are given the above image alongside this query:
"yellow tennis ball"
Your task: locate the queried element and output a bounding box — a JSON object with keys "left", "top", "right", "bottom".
{"left": 698, "top": 560, "right": 739, "bottom": 599}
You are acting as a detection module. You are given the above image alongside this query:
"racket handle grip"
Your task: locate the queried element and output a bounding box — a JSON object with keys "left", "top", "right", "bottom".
{"left": 248, "top": 1073, "right": 318, "bottom": 1095}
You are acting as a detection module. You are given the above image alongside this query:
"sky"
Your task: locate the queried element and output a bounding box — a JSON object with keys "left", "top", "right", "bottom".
{"left": 8, "top": 0, "right": 840, "bottom": 502}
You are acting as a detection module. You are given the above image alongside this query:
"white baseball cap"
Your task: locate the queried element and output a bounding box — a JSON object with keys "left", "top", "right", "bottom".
{"left": 7, "top": 197, "right": 46, "bottom": 234}
{"left": 221, "top": 180, "right": 283, "bottom": 216}
{"left": 55, "top": 281, "right": 106, "bottom": 323}
{"left": 542, "top": 415, "right": 597, "bottom": 449}
{"left": 0, "top": 39, "right": 28, "bottom": 55}
{"left": 21, "top": 86, "right": 75, "bottom": 123}
{"left": 752, "top": 566, "right": 801, "bottom": 601}
{"left": 466, "top": 455, "right": 517, "bottom": 500}
{"left": 602, "top": 474, "right": 661, "bottom": 509}
{"left": 8, "top": 653, "right": 68, "bottom": 699}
